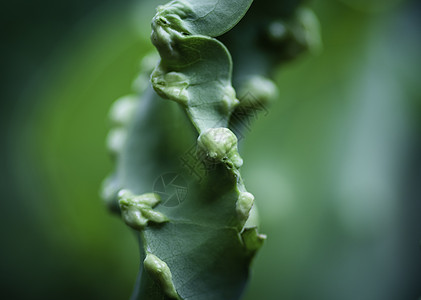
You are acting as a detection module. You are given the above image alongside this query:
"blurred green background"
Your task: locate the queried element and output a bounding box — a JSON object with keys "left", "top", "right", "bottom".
{"left": 1, "top": 0, "right": 420, "bottom": 299}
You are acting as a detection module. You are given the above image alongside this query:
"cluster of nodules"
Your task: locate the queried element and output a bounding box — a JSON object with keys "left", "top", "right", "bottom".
{"left": 197, "top": 128, "right": 243, "bottom": 169}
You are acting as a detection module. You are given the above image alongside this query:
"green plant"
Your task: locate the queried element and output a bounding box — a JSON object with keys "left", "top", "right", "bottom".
{"left": 102, "top": 0, "right": 319, "bottom": 299}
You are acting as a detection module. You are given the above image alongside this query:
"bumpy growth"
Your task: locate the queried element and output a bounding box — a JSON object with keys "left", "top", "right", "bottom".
{"left": 102, "top": 0, "right": 320, "bottom": 299}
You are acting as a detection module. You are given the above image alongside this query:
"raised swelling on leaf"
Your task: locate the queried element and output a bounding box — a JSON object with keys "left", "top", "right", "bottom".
{"left": 102, "top": 0, "right": 320, "bottom": 299}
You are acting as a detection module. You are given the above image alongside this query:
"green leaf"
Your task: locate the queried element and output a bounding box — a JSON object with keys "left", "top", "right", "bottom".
{"left": 154, "top": 0, "right": 254, "bottom": 37}
{"left": 151, "top": 34, "right": 236, "bottom": 132}
{"left": 104, "top": 82, "right": 261, "bottom": 300}
{"left": 103, "top": 0, "right": 320, "bottom": 299}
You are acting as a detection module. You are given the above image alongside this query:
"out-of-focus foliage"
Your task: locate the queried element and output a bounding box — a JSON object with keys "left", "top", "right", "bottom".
{"left": 1, "top": 0, "right": 420, "bottom": 299}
